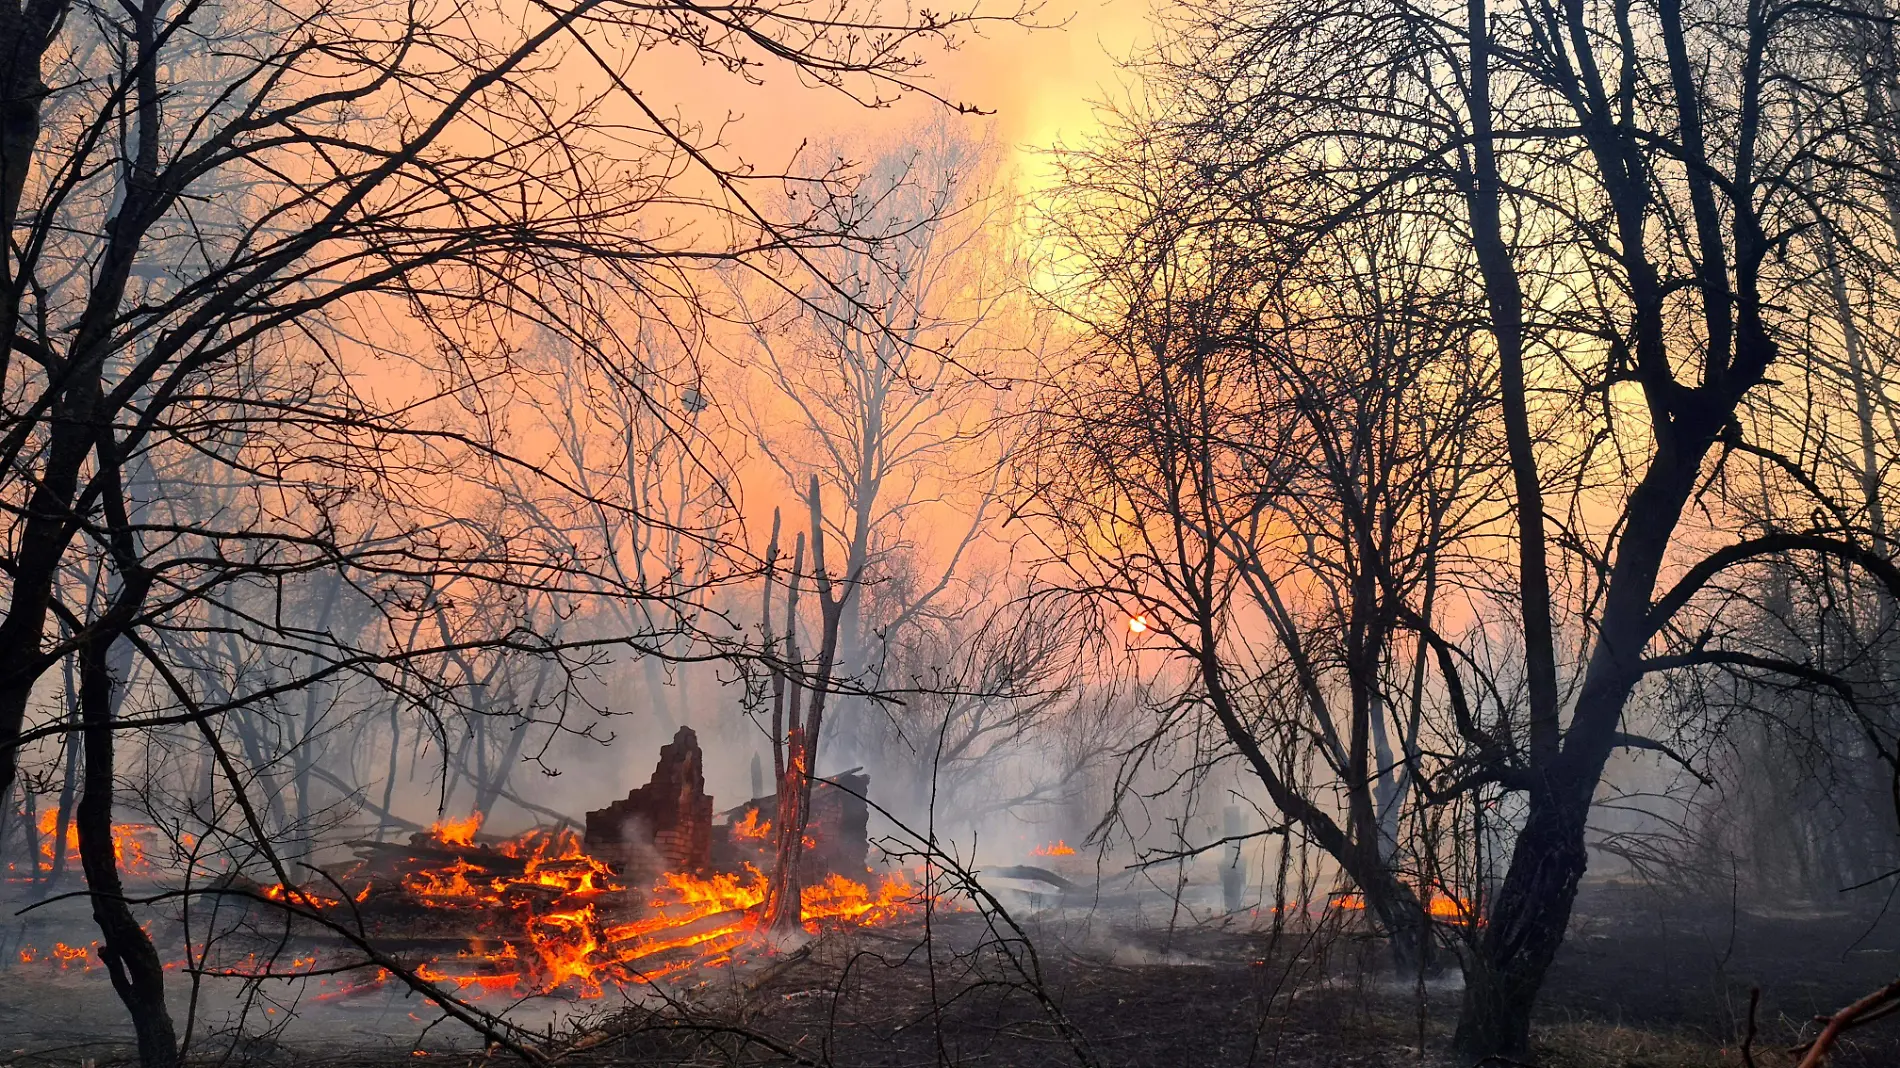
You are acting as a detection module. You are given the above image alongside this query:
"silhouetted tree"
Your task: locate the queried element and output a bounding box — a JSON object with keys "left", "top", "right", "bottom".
{"left": 1047, "top": 0, "right": 1900, "bottom": 1051}
{"left": 0, "top": 0, "right": 1025, "bottom": 1059}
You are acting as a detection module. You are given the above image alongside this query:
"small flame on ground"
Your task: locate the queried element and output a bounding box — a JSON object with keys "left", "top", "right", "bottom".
{"left": 1033, "top": 840, "right": 1077, "bottom": 857}
{"left": 1332, "top": 890, "right": 1473, "bottom": 922}
{"left": 28, "top": 809, "right": 154, "bottom": 875}
{"left": 18, "top": 941, "right": 96, "bottom": 969}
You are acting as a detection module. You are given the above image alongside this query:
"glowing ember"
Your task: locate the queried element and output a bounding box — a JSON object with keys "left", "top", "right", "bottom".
{"left": 17, "top": 941, "right": 97, "bottom": 970}
{"left": 260, "top": 883, "right": 350, "bottom": 908}
{"left": 1033, "top": 840, "right": 1077, "bottom": 857}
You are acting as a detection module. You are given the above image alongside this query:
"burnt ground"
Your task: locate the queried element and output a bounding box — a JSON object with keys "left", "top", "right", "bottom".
{"left": 2, "top": 879, "right": 1897, "bottom": 1068}
{"left": 1538, "top": 881, "right": 1900, "bottom": 1065}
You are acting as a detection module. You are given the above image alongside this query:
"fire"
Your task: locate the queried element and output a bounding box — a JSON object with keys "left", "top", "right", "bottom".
{"left": 803, "top": 871, "right": 917, "bottom": 924}
{"left": 17, "top": 941, "right": 97, "bottom": 970}
{"left": 1033, "top": 840, "right": 1077, "bottom": 857}
{"left": 304, "top": 819, "right": 925, "bottom": 999}
{"left": 1332, "top": 889, "right": 1474, "bottom": 923}
{"left": 430, "top": 813, "right": 484, "bottom": 847}
{"left": 29, "top": 809, "right": 155, "bottom": 876}
{"left": 728, "top": 809, "right": 813, "bottom": 850}
{"left": 260, "top": 883, "right": 347, "bottom": 908}
{"left": 15, "top": 817, "right": 928, "bottom": 998}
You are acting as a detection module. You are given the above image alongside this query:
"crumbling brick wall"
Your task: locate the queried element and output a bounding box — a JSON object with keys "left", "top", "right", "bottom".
{"left": 584, "top": 725, "right": 714, "bottom": 876}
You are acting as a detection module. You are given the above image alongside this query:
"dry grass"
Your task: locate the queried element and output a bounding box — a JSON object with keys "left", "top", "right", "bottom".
{"left": 1534, "top": 1020, "right": 1761, "bottom": 1068}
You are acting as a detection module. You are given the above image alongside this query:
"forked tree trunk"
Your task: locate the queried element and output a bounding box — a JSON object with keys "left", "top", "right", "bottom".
{"left": 76, "top": 637, "right": 179, "bottom": 1068}
{"left": 1454, "top": 443, "right": 1709, "bottom": 1056}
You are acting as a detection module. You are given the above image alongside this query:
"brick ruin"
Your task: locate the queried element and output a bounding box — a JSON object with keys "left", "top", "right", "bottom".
{"left": 584, "top": 725, "right": 715, "bottom": 877}
{"left": 582, "top": 726, "right": 871, "bottom": 880}
{"left": 710, "top": 769, "right": 872, "bottom": 878}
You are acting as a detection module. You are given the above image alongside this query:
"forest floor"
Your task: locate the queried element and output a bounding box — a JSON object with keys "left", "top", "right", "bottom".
{"left": 1, "top": 878, "right": 1896, "bottom": 1068}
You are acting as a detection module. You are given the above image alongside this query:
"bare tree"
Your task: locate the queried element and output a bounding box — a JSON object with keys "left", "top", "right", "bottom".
{"left": 517, "top": 322, "right": 739, "bottom": 734}
{"left": 733, "top": 121, "right": 1024, "bottom": 766}
{"left": 1036, "top": 124, "right": 1500, "bottom": 970}
{"left": 0, "top": 0, "right": 1027, "bottom": 1059}
{"left": 1052, "top": 0, "right": 1900, "bottom": 1053}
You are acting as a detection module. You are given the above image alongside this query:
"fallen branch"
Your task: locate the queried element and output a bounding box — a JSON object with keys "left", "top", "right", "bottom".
{"left": 1794, "top": 976, "right": 1900, "bottom": 1068}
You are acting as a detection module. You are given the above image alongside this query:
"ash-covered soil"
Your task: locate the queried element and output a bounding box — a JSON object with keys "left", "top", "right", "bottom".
{"left": 1539, "top": 880, "right": 1900, "bottom": 1066}
{"left": 3, "top": 879, "right": 1898, "bottom": 1068}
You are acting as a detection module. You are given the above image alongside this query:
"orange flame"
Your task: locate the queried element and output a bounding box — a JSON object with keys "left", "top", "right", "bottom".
{"left": 17, "top": 941, "right": 97, "bottom": 970}
{"left": 337, "top": 825, "right": 925, "bottom": 998}
{"left": 1032, "top": 840, "right": 1076, "bottom": 857}
{"left": 1332, "top": 890, "right": 1473, "bottom": 923}
{"left": 15, "top": 818, "right": 930, "bottom": 997}
{"left": 29, "top": 809, "right": 154, "bottom": 875}
{"left": 430, "top": 813, "right": 483, "bottom": 847}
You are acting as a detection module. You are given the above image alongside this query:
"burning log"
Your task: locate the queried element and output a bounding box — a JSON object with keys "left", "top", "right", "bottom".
{"left": 583, "top": 726, "right": 715, "bottom": 878}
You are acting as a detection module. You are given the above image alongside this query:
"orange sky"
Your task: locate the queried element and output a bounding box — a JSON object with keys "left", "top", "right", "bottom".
{"left": 923, "top": 0, "right": 1155, "bottom": 184}
{"left": 626, "top": 0, "right": 1155, "bottom": 195}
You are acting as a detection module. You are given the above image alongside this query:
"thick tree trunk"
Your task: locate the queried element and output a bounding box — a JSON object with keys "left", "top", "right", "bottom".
{"left": 76, "top": 636, "right": 179, "bottom": 1068}
{"left": 0, "top": 0, "right": 64, "bottom": 234}
{"left": 1453, "top": 442, "right": 1710, "bottom": 1056}
{"left": 1452, "top": 790, "right": 1590, "bottom": 1056}
{"left": 0, "top": 424, "right": 95, "bottom": 803}
{"left": 1349, "top": 860, "right": 1431, "bottom": 976}
{"left": 1368, "top": 884, "right": 1438, "bottom": 976}
{"left": 1, "top": 0, "right": 68, "bottom": 413}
